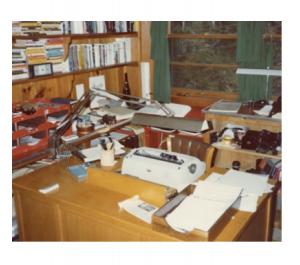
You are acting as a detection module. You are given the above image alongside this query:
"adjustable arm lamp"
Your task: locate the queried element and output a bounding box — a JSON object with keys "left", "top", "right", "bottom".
{"left": 48, "top": 88, "right": 210, "bottom": 157}
{"left": 236, "top": 68, "right": 282, "bottom": 100}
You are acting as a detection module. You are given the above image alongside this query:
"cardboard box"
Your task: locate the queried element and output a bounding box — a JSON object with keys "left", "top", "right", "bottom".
{"left": 152, "top": 184, "right": 238, "bottom": 241}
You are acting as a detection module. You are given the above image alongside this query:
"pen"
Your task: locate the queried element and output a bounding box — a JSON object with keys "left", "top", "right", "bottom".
{"left": 107, "top": 142, "right": 113, "bottom": 150}
{"left": 100, "top": 139, "right": 107, "bottom": 150}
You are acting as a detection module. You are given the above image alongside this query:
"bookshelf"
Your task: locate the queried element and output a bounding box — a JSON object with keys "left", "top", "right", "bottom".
{"left": 12, "top": 25, "right": 141, "bottom": 104}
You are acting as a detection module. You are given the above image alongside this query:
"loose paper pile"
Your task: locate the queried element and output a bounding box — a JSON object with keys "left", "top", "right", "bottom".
{"left": 165, "top": 181, "right": 242, "bottom": 233}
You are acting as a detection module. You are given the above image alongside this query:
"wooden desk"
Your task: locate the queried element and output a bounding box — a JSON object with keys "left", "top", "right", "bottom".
{"left": 12, "top": 163, "right": 278, "bottom": 241}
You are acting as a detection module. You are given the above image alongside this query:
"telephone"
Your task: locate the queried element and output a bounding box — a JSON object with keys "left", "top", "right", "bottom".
{"left": 256, "top": 130, "right": 282, "bottom": 154}
{"left": 270, "top": 95, "right": 282, "bottom": 116}
{"left": 253, "top": 95, "right": 282, "bottom": 115}
{"left": 218, "top": 125, "right": 249, "bottom": 145}
{"left": 254, "top": 99, "right": 270, "bottom": 108}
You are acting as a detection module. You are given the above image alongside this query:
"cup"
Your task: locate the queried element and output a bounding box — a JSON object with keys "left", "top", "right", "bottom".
{"left": 101, "top": 148, "right": 115, "bottom": 167}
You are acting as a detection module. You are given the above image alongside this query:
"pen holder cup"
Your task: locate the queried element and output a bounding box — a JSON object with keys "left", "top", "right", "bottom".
{"left": 101, "top": 148, "right": 115, "bottom": 167}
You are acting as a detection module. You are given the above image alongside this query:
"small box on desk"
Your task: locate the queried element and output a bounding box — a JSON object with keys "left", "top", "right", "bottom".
{"left": 152, "top": 184, "right": 238, "bottom": 241}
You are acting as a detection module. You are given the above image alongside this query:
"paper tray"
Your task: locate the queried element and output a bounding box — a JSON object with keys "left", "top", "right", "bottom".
{"left": 152, "top": 184, "right": 238, "bottom": 241}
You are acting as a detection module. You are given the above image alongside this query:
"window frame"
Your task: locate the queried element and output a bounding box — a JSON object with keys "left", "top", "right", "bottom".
{"left": 167, "top": 22, "right": 282, "bottom": 103}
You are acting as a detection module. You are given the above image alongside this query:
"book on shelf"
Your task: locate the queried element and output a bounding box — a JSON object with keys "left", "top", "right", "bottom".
{"left": 45, "top": 48, "right": 64, "bottom": 58}
{"left": 106, "top": 43, "right": 114, "bottom": 66}
{"left": 12, "top": 73, "right": 29, "bottom": 80}
{"left": 257, "top": 158, "right": 271, "bottom": 175}
{"left": 50, "top": 97, "right": 78, "bottom": 105}
{"left": 93, "top": 44, "right": 101, "bottom": 67}
{"left": 209, "top": 101, "right": 242, "bottom": 113}
{"left": 257, "top": 157, "right": 281, "bottom": 178}
{"left": 51, "top": 62, "right": 64, "bottom": 73}
{"left": 115, "top": 38, "right": 131, "bottom": 62}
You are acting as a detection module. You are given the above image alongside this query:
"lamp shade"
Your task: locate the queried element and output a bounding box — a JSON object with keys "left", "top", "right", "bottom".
{"left": 236, "top": 68, "right": 281, "bottom": 76}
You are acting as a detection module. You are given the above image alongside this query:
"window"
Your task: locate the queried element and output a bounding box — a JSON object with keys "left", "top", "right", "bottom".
{"left": 168, "top": 21, "right": 282, "bottom": 97}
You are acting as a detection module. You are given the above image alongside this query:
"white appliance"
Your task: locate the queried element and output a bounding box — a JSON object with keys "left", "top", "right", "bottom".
{"left": 121, "top": 147, "right": 206, "bottom": 191}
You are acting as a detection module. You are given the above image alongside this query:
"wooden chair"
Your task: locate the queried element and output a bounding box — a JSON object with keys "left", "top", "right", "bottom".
{"left": 166, "top": 136, "right": 215, "bottom": 171}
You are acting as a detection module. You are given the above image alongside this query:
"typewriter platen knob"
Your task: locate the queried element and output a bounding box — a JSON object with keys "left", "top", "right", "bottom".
{"left": 188, "top": 164, "right": 197, "bottom": 174}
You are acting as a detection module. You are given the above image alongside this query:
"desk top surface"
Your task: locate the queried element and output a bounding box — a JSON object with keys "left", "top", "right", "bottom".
{"left": 202, "top": 100, "right": 281, "bottom": 122}
{"left": 12, "top": 162, "right": 277, "bottom": 241}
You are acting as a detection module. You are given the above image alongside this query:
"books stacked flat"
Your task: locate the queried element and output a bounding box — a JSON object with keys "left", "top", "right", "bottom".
{"left": 45, "top": 38, "right": 64, "bottom": 73}
{"left": 12, "top": 21, "right": 21, "bottom": 36}
{"left": 41, "top": 21, "right": 63, "bottom": 35}
{"left": 12, "top": 40, "right": 28, "bottom": 80}
{"left": 25, "top": 39, "right": 47, "bottom": 65}
{"left": 20, "top": 21, "right": 42, "bottom": 36}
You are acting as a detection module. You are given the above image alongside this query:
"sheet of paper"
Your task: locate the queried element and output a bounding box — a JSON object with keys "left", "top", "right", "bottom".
{"left": 232, "top": 194, "right": 258, "bottom": 212}
{"left": 253, "top": 105, "right": 273, "bottom": 116}
{"left": 118, "top": 198, "right": 158, "bottom": 224}
{"left": 165, "top": 181, "right": 242, "bottom": 232}
{"left": 204, "top": 170, "right": 270, "bottom": 212}
{"left": 219, "top": 169, "right": 268, "bottom": 196}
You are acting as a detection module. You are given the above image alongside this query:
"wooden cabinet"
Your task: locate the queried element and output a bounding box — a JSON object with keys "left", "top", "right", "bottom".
{"left": 12, "top": 26, "right": 142, "bottom": 103}
{"left": 202, "top": 105, "right": 282, "bottom": 169}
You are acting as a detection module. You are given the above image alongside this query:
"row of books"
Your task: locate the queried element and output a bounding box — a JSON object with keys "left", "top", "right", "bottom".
{"left": 65, "top": 38, "right": 131, "bottom": 72}
{"left": 12, "top": 37, "right": 131, "bottom": 80}
{"left": 12, "top": 38, "right": 65, "bottom": 80}
{"left": 258, "top": 157, "right": 282, "bottom": 181}
{"left": 12, "top": 21, "right": 138, "bottom": 36}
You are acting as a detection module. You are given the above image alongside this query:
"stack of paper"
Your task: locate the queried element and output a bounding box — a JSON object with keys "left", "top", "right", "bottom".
{"left": 165, "top": 181, "right": 242, "bottom": 233}
{"left": 204, "top": 169, "right": 273, "bottom": 212}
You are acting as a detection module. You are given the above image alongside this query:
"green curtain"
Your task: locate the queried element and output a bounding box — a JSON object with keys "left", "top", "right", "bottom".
{"left": 150, "top": 21, "right": 171, "bottom": 103}
{"left": 236, "top": 21, "right": 274, "bottom": 101}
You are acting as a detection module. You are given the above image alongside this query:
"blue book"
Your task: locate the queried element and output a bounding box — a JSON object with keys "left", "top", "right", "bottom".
{"left": 46, "top": 49, "right": 64, "bottom": 58}
{"left": 50, "top": 97, "right": 77, "bottom": 105}
{"left": 67, "top": 164, "right": 87, "bottom": 179}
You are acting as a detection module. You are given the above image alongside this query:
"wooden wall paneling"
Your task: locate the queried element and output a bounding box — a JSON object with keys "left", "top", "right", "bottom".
{"left": 12, "top": 84, "right": 22, "bottom": 103}
{"left": 101, "top": 68, "right": 122, "bottom": 94}
{"left": 75, "top": 72, "right": 94, "bottom": 93}
{"left": 33, "top": 78, "right": 59, "bottom": 99}
{"left": 55, "top": 75, "right": 75, "bottom": 98}
{"left": 126, "top": 65, "right": 140, "bottom": 97}
{"left": 20, "top": 83, "right": 36, "bottom": 102}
